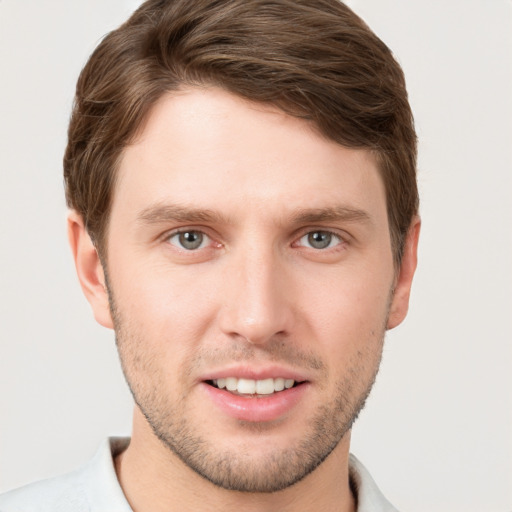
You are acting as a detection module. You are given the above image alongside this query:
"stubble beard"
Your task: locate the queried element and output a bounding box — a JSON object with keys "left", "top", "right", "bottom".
{"left": 107, "top": 280, "right": 386, "bottom": 493}
{"left": 136, "top": 374, "right": 379, "bottom": 493}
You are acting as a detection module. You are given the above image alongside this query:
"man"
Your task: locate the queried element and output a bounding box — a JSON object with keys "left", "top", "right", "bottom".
{"left": 0, "top": 0, "right": 419, "bottom": 510}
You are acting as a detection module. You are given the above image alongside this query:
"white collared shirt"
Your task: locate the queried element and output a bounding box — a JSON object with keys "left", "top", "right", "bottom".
{"left": 0, "top": 438, "right": 398, "bottom": 511}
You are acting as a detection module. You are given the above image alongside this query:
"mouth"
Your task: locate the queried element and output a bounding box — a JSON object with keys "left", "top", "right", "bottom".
{"left": 205, "top": 377, "right": 303, "bottom": 396}
{"left": 202, "top": 374, "right": 309, "bottom": 422}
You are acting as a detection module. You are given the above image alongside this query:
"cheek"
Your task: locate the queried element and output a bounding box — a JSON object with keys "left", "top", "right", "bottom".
{"left": 112, "top": 264, "right": 220, "bottom": 353}
{"left": 303, "top": 271, "right": 392, "bottom": 332}
{"left": 296, "top": 269, "right": 392, "bottom": 379}
{"left": 309, "top": 283, "right": 389, "bottom": 388}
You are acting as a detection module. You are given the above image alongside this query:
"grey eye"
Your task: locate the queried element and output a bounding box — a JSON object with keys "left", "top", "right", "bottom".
{"left": 169, "top": 230, "right": 207, "bottom": 250}
{"left": 300, "top": 231, "right": 341, "bottom": 249}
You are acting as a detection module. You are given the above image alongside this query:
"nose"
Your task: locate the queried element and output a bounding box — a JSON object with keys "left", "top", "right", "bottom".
{"left": 218, "top": 245, "right": 295, "bottom": 346}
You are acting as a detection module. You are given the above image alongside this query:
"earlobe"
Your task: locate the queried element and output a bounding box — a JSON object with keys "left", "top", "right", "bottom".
{"left": 67, "top": 211, "right": 114, "bottom": 329}
{"left": 387, "top": 217, "right": 421, "bottom": 330}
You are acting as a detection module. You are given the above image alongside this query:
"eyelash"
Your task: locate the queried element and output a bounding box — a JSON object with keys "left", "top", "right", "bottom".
{"left": 164, "top": 228, "right": 347, "bottom": 252}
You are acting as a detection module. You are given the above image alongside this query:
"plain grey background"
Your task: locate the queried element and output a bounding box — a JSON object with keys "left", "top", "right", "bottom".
{"left": 1, "top": 1, "right": 511, "bottom": 510}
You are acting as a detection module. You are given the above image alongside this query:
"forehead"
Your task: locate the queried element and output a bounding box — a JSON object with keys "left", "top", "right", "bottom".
{"left": 112, "top": 87, "right": 387, "bottom": 227}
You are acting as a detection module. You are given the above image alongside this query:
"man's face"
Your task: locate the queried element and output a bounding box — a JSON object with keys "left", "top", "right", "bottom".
{"left": 100, "top": 87, "right": 404, "bottom": 492}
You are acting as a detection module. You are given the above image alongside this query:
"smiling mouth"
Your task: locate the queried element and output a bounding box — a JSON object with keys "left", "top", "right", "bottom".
{"left": 206, "top": 377, "right": 303, "bottom": 396}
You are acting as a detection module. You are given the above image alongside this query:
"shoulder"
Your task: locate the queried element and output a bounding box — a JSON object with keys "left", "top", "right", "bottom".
{"left": 0, "top": 438, "right": 131, "bottom": 512}
{"left": 0, "top": 468, "right": 90, "bottom": 512}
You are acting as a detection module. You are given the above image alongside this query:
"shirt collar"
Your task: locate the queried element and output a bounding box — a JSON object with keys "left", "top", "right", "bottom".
{"left": 88, "top": 438, "right": 398, "bottom": 512}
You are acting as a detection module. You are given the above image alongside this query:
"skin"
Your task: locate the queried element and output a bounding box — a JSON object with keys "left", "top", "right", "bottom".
{"left": 68, "top": 87, "right": 420, "bottom": 512}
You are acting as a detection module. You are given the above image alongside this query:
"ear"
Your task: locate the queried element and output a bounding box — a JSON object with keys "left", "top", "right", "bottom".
{"left": 387, "top": 217, "right": 421, "bottom": 330}
{"left": 67, "top": 211, "right": 114, "bottom": 329}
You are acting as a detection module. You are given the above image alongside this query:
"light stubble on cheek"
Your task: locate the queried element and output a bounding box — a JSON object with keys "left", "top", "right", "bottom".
{"left": 104, "top": 251, "right": 393, "bottom": 491}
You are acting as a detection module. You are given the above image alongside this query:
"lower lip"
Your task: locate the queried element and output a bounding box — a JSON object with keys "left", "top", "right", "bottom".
{"left": 201, "top": 382, "right": 309, "bottom": 422}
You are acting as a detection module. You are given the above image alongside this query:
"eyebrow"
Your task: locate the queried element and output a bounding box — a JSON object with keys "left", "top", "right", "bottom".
{"left": 136, "top": 203, "right": 229, "bottom": 225}
{"left": 136, "top": 203, "right": 372, "bottom": 227}
{"left": 291, "top": 206, "right": 372, "bottom": 225}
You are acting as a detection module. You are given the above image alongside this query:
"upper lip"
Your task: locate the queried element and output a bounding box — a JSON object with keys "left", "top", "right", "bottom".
{"left": 199, "top": 364, "right": 310, "bottom": 383}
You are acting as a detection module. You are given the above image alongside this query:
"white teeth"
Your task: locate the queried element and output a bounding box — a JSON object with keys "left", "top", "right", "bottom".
{"left": 212, "top": 377, "right": 296, "bottom": 395}
{"left": 256, "top": 378, "right": 274, "bottom": 395}
{"left": 274, "top": 378, "right": 285, "bottom": 392}
{"left": 225, "top": 377, "right": 237, "bottom": 391}
{"left": 237, "top": 378, "right": 256, "bottom": 394}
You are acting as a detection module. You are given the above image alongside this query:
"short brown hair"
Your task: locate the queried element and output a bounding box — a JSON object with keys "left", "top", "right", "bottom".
{"left": 64, "top": 0, "right": 418, "bottom": 265}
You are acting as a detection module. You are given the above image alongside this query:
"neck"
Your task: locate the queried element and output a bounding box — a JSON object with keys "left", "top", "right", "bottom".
{"left": 115, "top": 409, "right": 356, "bottom": 512}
